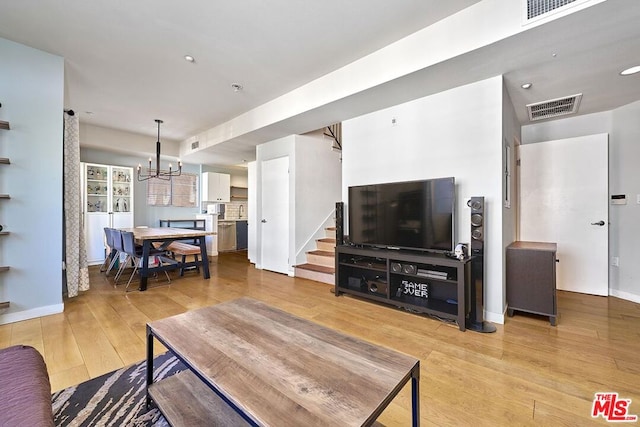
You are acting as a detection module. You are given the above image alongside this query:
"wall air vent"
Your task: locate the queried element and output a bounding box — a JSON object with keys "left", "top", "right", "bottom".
{"left": 191, "top": 140, "right": 199, "bottom": 150}
{"left": 527, "top": 0, "right": 577, "bottom": 19}
{"left": 526, "top": 93, "right": 582, "bottom": 121}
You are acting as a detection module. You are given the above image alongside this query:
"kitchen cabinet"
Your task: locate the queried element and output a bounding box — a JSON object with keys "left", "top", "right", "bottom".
{"left": 82, "top": 162, "right": 134, "bottom": 264}
{"left": 236, "top": 220, "right": 248, "bottom": 250}
{"left": 202, "top": 172, "right": 230, "bottom": 203}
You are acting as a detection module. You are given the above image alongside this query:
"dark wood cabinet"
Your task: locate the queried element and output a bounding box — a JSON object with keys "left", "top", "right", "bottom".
{"left": 335, "top": 245, "right": 470, "bottom": 331}
{"left": 506, "top": 241, "right": 558, "bottom": 325}
{"left": 236, "top": 220, "right": 248, "bottom": 250}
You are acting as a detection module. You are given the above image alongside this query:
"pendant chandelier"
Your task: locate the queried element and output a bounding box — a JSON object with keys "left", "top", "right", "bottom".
{"left": 137, "top": 119, "right": 182, "bottom": 181}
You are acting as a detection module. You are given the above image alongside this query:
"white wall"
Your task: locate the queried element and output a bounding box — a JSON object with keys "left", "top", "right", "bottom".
{"left": 0, "top": 38, "right": 64, "bottom": 324}
{"left": 342, "top": 76, "right": 506, "bottom": 322}
{"left": 80, "top": 123, "right": 249, "bottom": 225}
{"left": 521, "top": 111, "right": 612, "bottom": 145}
{"left": 294, "top": 131, "right": 342, "bottom": 265}
{"left": 610, "top": 101, "right": 640, "bottom": 302}
{"left": 255, "top": 136, "right": 295, "bottom": 273}
{"left": 501, "top": 81, "right": 520, "bottom": 309}
{"left": 254, "top": 132, "right": 342, "bottom": 272}
{"left": 81, "top": 147, "right": 201, "bottom": 226}
{"left": 81, "top": 122, "right": 180, "bottom": 158}
{"left": 521, "top": 103, "right": 640, "bottom": 303}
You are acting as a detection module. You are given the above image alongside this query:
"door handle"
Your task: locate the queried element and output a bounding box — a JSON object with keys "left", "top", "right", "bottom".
{"left": 261, "top": 219, "right": 267, "bottom": 223}
{"left": 591, "top": 220, "right": 605, "bottom": 226}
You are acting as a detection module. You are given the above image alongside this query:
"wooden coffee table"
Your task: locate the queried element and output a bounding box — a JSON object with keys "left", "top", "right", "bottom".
{"left": 146, "top": 298, "right": 421, "bottom": 426}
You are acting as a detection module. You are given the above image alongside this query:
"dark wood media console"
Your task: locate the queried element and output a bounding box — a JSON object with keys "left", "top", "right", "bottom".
{"left": 335, "top": 245, "right": 471, "bottom": 331}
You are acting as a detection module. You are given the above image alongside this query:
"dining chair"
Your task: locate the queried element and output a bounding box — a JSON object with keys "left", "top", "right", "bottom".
{"left": 100, "top": 228, "right": 119, "bottom": 276}
{"left": 120, "top": 231, "right": 171, "bottom": 292}
{"left": 112, "top": 229, "right": 128, "bottom": 285}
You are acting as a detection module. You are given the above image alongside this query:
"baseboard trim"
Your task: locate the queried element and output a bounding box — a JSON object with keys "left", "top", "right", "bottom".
{"left": 0, "top": 303, "right": 64, "bottom": 326}
{"left": 485, "top": 309, "right": 505, "bottom": 325}
{"left": 609, "top": 289, "right": 640, "bottom": 304}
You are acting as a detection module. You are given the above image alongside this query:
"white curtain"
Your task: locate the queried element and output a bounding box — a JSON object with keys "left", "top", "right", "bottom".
{"left": 64, "top": 111, "right": 90, "bottom": 297}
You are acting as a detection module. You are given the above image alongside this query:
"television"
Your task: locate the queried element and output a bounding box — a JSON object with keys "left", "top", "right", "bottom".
{"left": 348, "top": 177, "right": 455, "bottom": 253}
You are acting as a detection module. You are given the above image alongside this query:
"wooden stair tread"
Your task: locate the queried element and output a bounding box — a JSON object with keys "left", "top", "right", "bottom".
{"left": 317, "top": 238, "right": 336, "bottom": 243}
{"left": 307, "top": 250, "right": 334, "bottom": 257}
{"left": 0, "top": 301, "right": 9, "bottom": 309}
{"left": 296, "top": 263, "right": 335, "bottom": 274}
{"left": 0, "top": 121, "right": 9, "bottom": 130}
{"left": 0, "top": 266, "right": 9, "bottom": 272}
{"left": 0, "top": 194, "right": 10, "bottom": 199}
{"left": 0, "top": 158, "right": 10, "bottom": 164}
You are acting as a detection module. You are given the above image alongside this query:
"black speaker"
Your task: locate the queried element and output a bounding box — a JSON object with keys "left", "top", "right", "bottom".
{"left": 335, "top": 201, "right": 344, "bottom": 246}
{"left": 367, "top": 278, "right": 388, "bottom": 295}
{"left": 390, "top": 262, "right": 402, "bottom": 273}
{"left": 402, "top": 264, "right": 417, "bottom": 275}
{"left": 469, "top": 196, "right": 484, "bottom": 256}
{"left": 466, "top": 197, "right": 496, "bottom": 333}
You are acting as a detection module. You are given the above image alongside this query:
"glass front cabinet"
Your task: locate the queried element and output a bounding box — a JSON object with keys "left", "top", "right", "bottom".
{"left": 82, "top": 163, "right": 134, "bottom": 264}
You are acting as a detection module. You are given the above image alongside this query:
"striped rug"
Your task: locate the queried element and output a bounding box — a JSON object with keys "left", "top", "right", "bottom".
{"left": 52, "top": 353, "right": 186, "bottom": 427}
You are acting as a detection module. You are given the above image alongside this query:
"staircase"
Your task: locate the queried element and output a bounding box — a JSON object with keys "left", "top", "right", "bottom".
{"left": 295, "top": 227, "right": 336, "bottom": 285}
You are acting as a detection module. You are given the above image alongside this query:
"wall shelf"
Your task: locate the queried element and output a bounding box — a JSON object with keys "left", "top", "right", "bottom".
{"left": 0, "top": 109, "right": 10, "bottom": 311}
{"left": 230, "top": 186, "right": 248, "bottom": 201}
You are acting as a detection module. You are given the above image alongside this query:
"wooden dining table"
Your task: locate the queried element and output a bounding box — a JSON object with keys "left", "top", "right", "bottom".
{"left": 119, "top": 227, "right": 214, "bottom": 291}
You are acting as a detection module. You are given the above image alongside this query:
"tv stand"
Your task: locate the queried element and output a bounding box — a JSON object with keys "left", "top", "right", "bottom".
{"left": 335, "top": 245, "right": 470, "bottom": 331}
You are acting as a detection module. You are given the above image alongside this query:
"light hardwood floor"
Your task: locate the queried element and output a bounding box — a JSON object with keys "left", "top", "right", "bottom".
{"left": 1, "top": 251, "right": 639, "bottom": 426}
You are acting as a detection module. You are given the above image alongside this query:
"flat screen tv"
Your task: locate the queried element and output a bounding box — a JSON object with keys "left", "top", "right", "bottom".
{"left": 348, "top": 177, "right": 455, "bottom": 253}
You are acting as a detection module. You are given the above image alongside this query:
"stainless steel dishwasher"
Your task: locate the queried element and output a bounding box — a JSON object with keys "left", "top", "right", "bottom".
{"left": 217, "top": 221, "right": 237, "bottom": 251}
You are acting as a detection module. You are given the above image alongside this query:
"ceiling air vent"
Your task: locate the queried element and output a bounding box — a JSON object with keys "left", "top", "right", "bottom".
{"left": 191, "top": 140, "right": 199, "bottom": 150}
{"left": 526, "top": 93, "right": 582, "bottom": 121}
{"left": 526, "top": 0, "right": 578, "bottom": 19}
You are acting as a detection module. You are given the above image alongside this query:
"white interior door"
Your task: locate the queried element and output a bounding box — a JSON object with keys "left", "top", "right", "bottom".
{"left": 519, "top": 134, "right": 608, "bottom": 296}
{"left": 260, "top": 156, "right": 289, "bottom": 274}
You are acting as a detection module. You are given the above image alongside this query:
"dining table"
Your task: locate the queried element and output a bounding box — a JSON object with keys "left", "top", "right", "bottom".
{"left": 118, "top": 227, "right": 214, "bottom": 291}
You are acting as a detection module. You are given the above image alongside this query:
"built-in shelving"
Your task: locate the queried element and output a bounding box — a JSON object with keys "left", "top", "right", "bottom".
{"left": 0, "top": 109, "right": 10, "bottom": 307}
{"left": 230, "top": 186, "right": 248, "bottom": 200}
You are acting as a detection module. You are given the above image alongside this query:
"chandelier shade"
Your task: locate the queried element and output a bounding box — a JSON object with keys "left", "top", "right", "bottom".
{"left": 137, "top": 119, "right": 182, "bottom": 181}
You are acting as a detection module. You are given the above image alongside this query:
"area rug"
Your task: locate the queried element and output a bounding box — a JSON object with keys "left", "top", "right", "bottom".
{"left": 51, "top": 352, "right": 186, "bottom": 427}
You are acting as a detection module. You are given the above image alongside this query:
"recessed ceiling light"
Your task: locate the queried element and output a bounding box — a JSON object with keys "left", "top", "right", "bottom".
{"left": 620, "top": 65, "right": 640, "bottom": 76}
{"left": 231, "top": 83, "right": 243, "bottom": 92}
{"left": 184, "top": 55, "right": 195, "bottom": 63}
{"left": 521, "top": 83, "right": 532, "bottom": 89}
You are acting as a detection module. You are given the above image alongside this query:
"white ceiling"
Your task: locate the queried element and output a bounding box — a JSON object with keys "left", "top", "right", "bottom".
{"left": 1, "top": 0, "right": 639, "bottom": 166}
